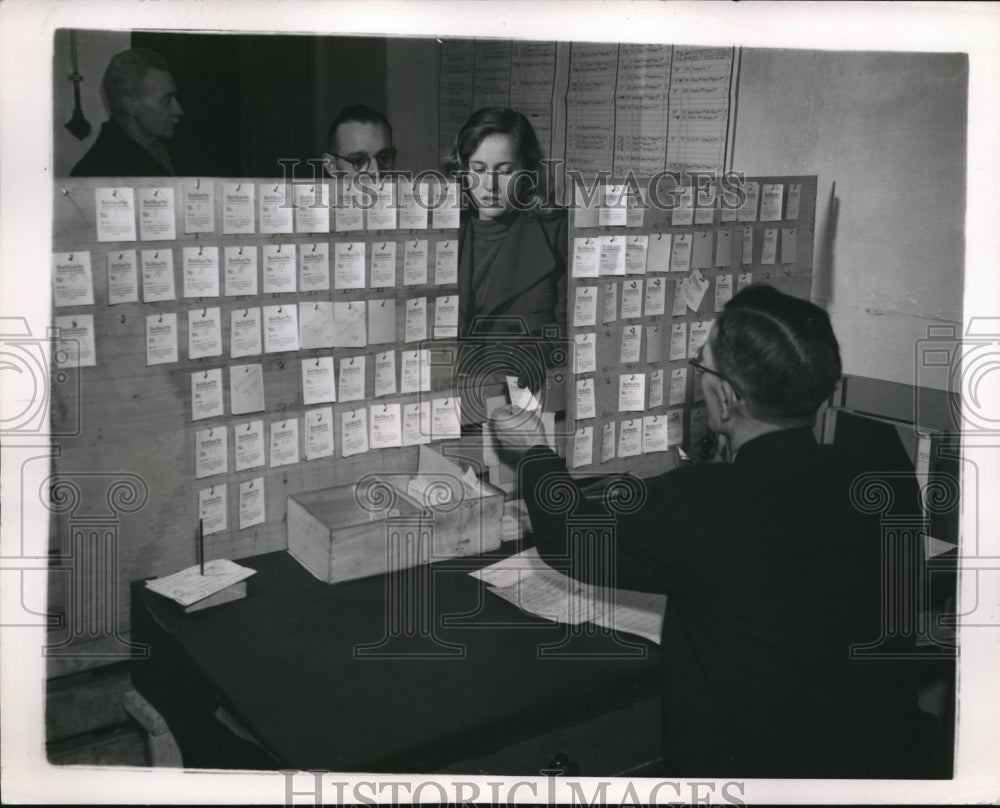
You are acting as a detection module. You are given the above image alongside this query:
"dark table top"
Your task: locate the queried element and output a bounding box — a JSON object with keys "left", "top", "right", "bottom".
{"left": 131, "top": 547, "right": 661, "bottom": 772}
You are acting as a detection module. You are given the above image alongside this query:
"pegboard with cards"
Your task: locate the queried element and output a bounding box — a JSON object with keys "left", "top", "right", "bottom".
{"left": 565, "top": 175, "right": 817, "bottom": 477}
{"left": 49, "top": 175, "right": 468, "bottom": 638}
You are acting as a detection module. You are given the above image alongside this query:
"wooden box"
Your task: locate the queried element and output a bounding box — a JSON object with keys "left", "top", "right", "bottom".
{"left": 287, "top": 483, "right": 426, "bottom": 584}
{"left": 388, "top": 445, "right": 505, "bottom": 559}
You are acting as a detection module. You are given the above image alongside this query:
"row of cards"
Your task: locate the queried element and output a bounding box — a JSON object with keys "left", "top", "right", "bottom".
{"left": 87, "top": 181, "right": 462, "bottom": 244}
{"left": 194, "top": 399, "right": 460, "bottom": 482}
{"left": 150, "top": 299, "right": 456, "bottom": 363}
{"left": 577, "top": 181, "right": 801, "bottom": 228}
{"left": 572, "top": 319, "right": 711, "bottom": 374}
{"left": 198, "top": 477, "right": 265, "bottom": 535}
{"left": 188, "top": 349, "right": 435, "bottom": 416}
{"left": 52, "top": 295, "right": 459, "bottom": 369}
{"left": 574, "top": 367, "right": 702, "bottom": 421}
{"left": 568, "top": 407, "right": 706, "bottom": 469}
{"left": 571, "top": 226, "right": 796, "bottom": 278}
{"left": 574, "top": 271, "right": 748, "bottom": 327}
{"left": 52, "top": 240, "right": 459, "bottom": 307}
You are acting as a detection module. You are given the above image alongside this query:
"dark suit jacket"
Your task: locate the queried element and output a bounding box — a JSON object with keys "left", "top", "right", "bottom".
{"left": 519, "top": 427, "right": 936, "bottom": 778}
{"left": 458, "top": 210, "right": 567, "bottom": 340}
{"left": 70, "top": 119, "right": 177, "bottom": 178}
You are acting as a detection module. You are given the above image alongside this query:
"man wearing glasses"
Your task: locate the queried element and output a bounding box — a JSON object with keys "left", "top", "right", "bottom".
{"left": 490, "top": 284, "right": 936, "bottom": 778}
{"left": 322, "top": 104, "right": 397, "bottom": 178}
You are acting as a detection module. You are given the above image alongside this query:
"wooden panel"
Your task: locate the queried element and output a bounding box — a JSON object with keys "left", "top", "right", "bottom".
{"left": 48, "top": 176, "right": 463, "bottom": 650}
{"left": 566, "top": 175, "right": 817, "bottom": 478}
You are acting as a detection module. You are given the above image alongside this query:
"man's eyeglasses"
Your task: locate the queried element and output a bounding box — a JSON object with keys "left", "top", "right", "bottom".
{"left": 330, "top": 148, "right": 397, "bottom": 172}
{"left": 689, "top": 348, "right": 743, "bottom": 400}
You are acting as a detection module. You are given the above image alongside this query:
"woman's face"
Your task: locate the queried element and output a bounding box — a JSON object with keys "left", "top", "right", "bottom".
{"left": 466, "top": 133, "right": 524, "bottom": 219}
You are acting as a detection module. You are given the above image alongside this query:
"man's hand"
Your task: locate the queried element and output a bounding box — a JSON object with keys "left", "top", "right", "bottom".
{"left": 490, "top": 404, "right": 549, "bottom": 454}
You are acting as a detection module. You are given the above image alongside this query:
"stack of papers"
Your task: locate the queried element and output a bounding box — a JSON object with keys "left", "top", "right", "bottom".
{"left": 145, "top": 558, "right": 256, "bottom": 608}
{"left": 470, "top": 548, "right": 666, "bottom": 644}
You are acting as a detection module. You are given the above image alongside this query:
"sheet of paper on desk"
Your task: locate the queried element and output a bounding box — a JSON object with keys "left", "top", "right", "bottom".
{"left": 471, "top": 549, "right": 665, "bottom": 644}
{"left": 145, "top": 559, "right": 256, "bottom": 607}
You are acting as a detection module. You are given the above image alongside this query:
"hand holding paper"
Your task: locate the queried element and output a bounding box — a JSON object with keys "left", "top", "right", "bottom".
{"left": 490, "top": 404, "right": 549, "bottom": 454}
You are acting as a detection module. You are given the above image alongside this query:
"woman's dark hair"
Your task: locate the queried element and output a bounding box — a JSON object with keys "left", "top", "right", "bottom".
{"left": 442, "top": 106, "right": 553, "bottom": 211}
{"left": 713, "top": 284, "right": 842, "bottom": 424}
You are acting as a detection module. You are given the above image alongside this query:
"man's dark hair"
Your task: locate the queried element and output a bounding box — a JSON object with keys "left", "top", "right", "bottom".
{"left": 326, "top": 105, "right": 393, "bottom": 152}
{"left": 713, "top": 284, "right": 842, "bottom": 424}
{"left": 103, "top": 48, "right": 171, "bottom": 117}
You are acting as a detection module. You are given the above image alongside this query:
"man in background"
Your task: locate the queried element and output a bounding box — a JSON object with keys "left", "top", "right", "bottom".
{"left": 322, "top": 104, "right": 396, "bottom": 179}
{"left": 71, "top": 48, "right": 184, "bottom": 177}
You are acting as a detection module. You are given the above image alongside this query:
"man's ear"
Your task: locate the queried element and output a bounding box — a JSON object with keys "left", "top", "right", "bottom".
{"left": 714, "top": 382, "right": 738, "bottom": 424}
{"left": 122, "top": 94, "right": 136, "bottom": 117}
{"left": 322, "top": 153, "right": 336, "bottom": 177}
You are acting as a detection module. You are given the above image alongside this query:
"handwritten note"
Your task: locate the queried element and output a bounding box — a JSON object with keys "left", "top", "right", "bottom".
{"left": 146, "top": 559, "right": 255, "bottom": 608}
{"left": 230, "top": 363, "right": 265, "bottom": 415}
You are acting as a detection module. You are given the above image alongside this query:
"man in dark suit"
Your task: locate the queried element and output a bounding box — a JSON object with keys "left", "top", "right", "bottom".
{"left": 491, "top": 284, "right": 937, "bottom": 778}
{"left": 71, "top": 48, "right": 184, "bottom": 177}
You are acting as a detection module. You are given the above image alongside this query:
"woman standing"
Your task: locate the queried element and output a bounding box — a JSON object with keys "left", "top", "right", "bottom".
{"left": 445, "top": 107, "right": 567, "bottom": 344}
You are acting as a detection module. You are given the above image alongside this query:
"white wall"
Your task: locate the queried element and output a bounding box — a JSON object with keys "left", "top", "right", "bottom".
{"left": 732, "top": 48, "right": 967, "bottom": 390}
{"left": 52, "top": 29, "right": 131, "bottom": 177}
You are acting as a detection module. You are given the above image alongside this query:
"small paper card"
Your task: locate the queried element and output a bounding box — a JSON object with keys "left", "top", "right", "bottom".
{"left": 304, "top": 408, "right": 335, "bottom": 460}
{"left": 230, "top": 307, "right": 262, "bottom": 357}
{"left": 269, "top": 418, "right": 300, "bottom": 467}
{"left": 182, "top": 247, "right": 220, "bottom": 299}
{"left": 234, "top": 420, "right": 265, "bottom": 471}
{"left": 342, "top": 409, "right": 370, "bottom": 457}
{"left": 53, "top": 251, "right": 94, "bottom": 307}
{"left": 224, "top": 246, "right": 258, "bottom": 296}
{"left": 222, "top": 183, "right": 255, "bottom": 235}
{"left": 95, "top": 187, "right": 136, "bottom": 242}
{"left": 139, "top": 187, "right": 176, "bottom": 241}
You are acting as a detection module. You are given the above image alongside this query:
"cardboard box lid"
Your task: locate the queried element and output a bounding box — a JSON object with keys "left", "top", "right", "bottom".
{"left": 289, "top": 482, "right": 421, "bottom": 530}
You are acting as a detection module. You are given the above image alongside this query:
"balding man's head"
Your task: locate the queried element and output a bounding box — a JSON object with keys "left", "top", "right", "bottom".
{"left": 324, "top": 105, "right": 395, "bottom": 178}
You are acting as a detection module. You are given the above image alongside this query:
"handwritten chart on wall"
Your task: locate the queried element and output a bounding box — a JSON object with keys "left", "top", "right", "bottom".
{"left": 439, "top": 40, "right": 559, "bottom": 162}
{"left": 438, "top": 39, "right": 736, "bottom": 181}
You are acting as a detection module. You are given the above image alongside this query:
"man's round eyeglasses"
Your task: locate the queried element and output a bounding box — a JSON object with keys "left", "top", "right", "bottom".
{"left": 331, "top": 148, "right": 398, "bottom": 172}
{"left": 689, "top": 349, "right": 743, "bottom": 400}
